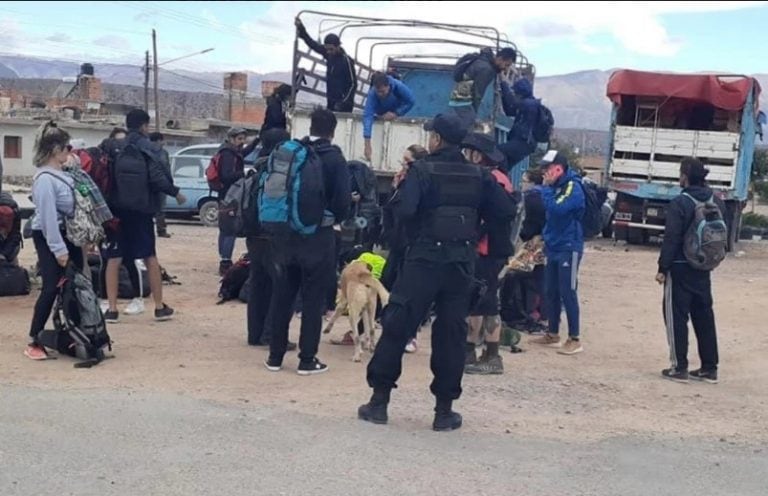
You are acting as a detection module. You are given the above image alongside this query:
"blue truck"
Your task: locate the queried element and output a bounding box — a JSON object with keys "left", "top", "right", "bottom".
{"left": 289, "top": 10, "right": 536, "bottom": 192}
{"left": 605, "top": 69, "right": 763, "bottom": 250}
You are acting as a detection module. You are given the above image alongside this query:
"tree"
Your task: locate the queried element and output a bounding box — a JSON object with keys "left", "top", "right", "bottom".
{"left": 752, "top": 148, "right": 768, "bottom": 181}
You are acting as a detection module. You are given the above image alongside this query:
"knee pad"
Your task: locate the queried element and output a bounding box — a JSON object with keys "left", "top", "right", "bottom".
{"left": 482, "top": 315, "right": 500, "bottom": 334}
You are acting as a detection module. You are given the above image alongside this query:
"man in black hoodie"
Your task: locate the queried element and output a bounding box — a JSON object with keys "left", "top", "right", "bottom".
{"left": 265, "top": 109, "right": 350, "bottom": 376}
{"left": 295, "top": 18, "right": 357, "bottom": 112}
{"left": 213, "top": 128, "right": 248, "bottom": 275}
{"left": 106, "top": 109, "right": 185, "bottom": 323}
{"left": 657, "top": 158, "right": 724, "bottom": 384}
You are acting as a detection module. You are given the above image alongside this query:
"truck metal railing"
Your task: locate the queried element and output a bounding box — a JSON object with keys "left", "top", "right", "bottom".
{"left": 291, "top": 10, "right": 535, "bottom": 117}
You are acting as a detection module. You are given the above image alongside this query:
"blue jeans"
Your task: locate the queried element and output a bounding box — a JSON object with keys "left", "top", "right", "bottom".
{"left": 218, "top": 231, "right": 236, "bottom": 261}
{"left": 545, "top": 251, "right": 582, "bottom": 338}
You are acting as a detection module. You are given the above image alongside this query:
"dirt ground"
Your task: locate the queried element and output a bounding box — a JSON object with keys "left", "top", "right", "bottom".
{"left": 2, "top": 223, "right": 767, "bottom": 444}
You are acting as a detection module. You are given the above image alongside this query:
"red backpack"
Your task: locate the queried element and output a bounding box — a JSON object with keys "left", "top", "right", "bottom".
{"left": 206, "top": 153, "right": 224, "bottom": 192}
{"left": 84, "top": 145, "right": 114, "bottom": 199}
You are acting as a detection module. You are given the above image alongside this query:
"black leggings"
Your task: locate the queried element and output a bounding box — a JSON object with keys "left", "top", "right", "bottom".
{"left": 30, "top": 231, "right": 84, "bottom": 341}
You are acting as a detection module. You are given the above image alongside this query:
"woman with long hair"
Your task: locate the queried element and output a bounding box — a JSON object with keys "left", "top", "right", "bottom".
{"left": 25, "top": 122, "right": 83, "bottom": 360}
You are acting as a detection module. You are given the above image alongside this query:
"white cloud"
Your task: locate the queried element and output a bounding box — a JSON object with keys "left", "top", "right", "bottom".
{"left": 235, "top": 0, "right": 767, "bottom": 72}
{"left": 201, "top": 9, "right": 223, "bottom": 30}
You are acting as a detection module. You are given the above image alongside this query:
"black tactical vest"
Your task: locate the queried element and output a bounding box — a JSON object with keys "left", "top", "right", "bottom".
{"left": 415, "top": 161, "right": 483, "bottom": 243}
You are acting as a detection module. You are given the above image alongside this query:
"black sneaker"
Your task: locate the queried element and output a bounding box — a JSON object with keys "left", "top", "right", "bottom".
{"left": 157, "top": 232, "right": 171, "bottom": 238}
{"left": 154, "top": 304, "right": 175, "bottom": 322}
{"left": 297, "top": 358, "right": 328, "bottom": 376}
{"left": 661, "top": 368, "right": 689, "bottom": 383}
{"left": 104, "top": 310, "right": 119, "bottom": 324}
{"left": 690, "top": 369, "right": 718, "bottom": 384}
{"left": 264, "top": 356, "right": 282, "bottom": 372}
{"left": 358, "top": 402, "right": 388, "bottom": 425}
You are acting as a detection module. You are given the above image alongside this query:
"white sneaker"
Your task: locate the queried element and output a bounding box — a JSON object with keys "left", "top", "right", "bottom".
{"left": 99, "top": 299, "right": 110, "bottom": 314}
{"left": 405, "top": 339, "right": 417, "bottom": 354}
{"left": 123, "top": 298, "right": 145, "bottom": 315}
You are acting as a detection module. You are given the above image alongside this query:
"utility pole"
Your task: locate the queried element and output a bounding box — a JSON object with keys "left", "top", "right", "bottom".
{"left": 143, "top": 50, "right": 150, "bottom": 112}
{"left": 152, "top": 29, "right": 160, "bottom": 131}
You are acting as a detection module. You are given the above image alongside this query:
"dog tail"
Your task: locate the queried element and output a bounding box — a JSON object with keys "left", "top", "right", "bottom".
{"left": 357, "top": 272, "right": 390, "bottom": 307}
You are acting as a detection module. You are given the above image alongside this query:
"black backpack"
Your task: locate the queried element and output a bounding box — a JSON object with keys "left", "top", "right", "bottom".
{"left": 217, "top": 255, "right": 250, "bottom": 304}
{"left": 110, "top": 142, "right": 152, "bottom": 213}
{"left": 532, "top": 102, "right": 555, "bottom": 143}
{"left": 0, "top": 263, "right": 30, "bottom": 296}
{"left": 580, "top": 180, "right": 604, "bottom": 239}
{"left": 37, "top": 264, "right": 112, "bottom": 368}
{"left": 453, "top": 52, "right": 481, "bottom": 82}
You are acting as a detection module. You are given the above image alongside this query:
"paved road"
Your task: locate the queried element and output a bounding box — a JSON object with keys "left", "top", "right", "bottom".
{"left": 1, "top": 386, "right": 765, "bottom": 496}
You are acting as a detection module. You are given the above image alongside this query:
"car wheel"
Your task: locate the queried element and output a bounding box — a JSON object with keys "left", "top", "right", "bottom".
{"left": 199, "top": 200, "right": 219, "bottom": 227}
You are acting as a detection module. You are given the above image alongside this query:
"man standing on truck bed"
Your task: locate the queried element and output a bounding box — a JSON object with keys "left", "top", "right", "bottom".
{"left": 656, "top": 158, "right": 724, "bottom": 384}
{"left": 363, "top": 72, "right": 416, "bottom": 161}
{"left": 449, "top": 47, "right": 517, "bottom": 130}
{"left": 295, "top": 18, "right": 357, "bottom": 112}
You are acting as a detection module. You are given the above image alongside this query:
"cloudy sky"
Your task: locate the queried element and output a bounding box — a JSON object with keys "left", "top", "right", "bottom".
{"left": 1, "top": 1, "right": 767, "bottom": 76}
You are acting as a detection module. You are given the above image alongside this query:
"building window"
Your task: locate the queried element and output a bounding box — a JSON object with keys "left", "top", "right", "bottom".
{"left": 3, "top": 136, "right": 21, "bottom": 159}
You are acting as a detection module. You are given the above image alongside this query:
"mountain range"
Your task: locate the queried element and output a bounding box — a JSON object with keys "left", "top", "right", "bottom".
{"left": 0, "top": 54, "right": 765, "bottom": 132}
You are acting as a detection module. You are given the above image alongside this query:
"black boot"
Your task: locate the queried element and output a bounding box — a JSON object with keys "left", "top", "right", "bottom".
{"left": 464, "top": 342, "right": 477, "bottom": 365}
{"left": 358, "top": 388, "right": 390, "bottom": 425}
{"left": 433, "top": 398, "right": 462, "bottom": 432}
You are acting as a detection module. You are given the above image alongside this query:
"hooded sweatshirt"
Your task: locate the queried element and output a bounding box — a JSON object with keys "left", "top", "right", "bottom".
{"left": 542, "top": 168, "right": 585, "bottom": 254}
{"left": 502, "top": 78, "right": 540, "bottom": 143}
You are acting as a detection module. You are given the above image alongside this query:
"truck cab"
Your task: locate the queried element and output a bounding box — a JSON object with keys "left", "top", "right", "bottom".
{"left": 605, "top": 70, "right": 762, "bottom": 249}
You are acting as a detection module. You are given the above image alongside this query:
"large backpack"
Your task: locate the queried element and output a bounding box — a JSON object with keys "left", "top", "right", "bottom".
{"left": 218, "top": 172, "right": 260, "bottom": 238}
{"left": 38, "top": 170, "right": 111, "bottom": 247}
{"left": 38, "top": 263, "right": 112, "bottom": 368}
{"left": 579, "top": 179, "right": 604, "bottom": 240}
{"left": 682, "top": 193, "right": 727, "bottom": 271}
{"left": 217, "top": 254, "right": 250, "bottom": 304}
{"left": 532, "top": 102, "right": 555, "bottom": 144}
{"left": 0, "top": 263, "right": 30, "bottom": 296}
{"left": 110, "top": 142, "right": 153, "bottom": 214}
{"left": 84, "top": 143, "right": 116, "bottom": 200}
{"left": 453, "top": 52, "right": 481, "bottom": 82}
{"left": 257, "top": 139, "right": 328, "bottom": 236}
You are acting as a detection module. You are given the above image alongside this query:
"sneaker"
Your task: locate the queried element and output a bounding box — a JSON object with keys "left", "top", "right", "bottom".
{"left": 264, "top": 356, "right": 282, "bottom": 372}
{"left": 465, "top": 355, "right": 504, "bottom": 375}
{"left": 219, "top": 260, "right": 233, "bottom": 276}
{"left": 154, "top": 304, "right": 174, "bottom": 322}
{"left": 157, "top": 232, "right": 172, "bottom": 238}
{"left": 531, "top": 333, "right": 560, "bottom": 347}
{"left": 690, "top": 369, "right": 718, "bottom": 384}
{"left": 330, "top": 331, "right": 354, "bottom": 346}
{"left": 557, "top": 338, "right": 584, "bottom": 355}
{"left": 99, "top": 299, "right": 110, "bottom": 314}
{"left": 104, "top": 310, "right": 119, "bottom": 324}
{"left": 297, "top": 358, "right": 328, "bottom": 376}
{"left": 24, "top": 344, "right": 48, "bottom": 361}
{"left": 123, "top": 298, "right": 145, "bottom": 316}
{"left": 661, "top": 368, "right": 689, "bottom": 383}
{"left": 405, "top": 338, "right": 417, "bottom": 354}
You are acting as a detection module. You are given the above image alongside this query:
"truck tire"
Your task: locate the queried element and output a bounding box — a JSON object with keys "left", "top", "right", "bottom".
{"left": 626, "top": 227, "right": 649, "bottom": 245}
{"left": 199, "top": 200, "right": 219, "bottom": 227}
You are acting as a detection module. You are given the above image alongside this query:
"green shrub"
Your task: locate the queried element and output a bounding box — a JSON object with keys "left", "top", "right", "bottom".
{"left": 754, "top": 181, "right": 768, "bottom": 204}
{"left": 743, "top": 212, "right": 768, "bottom": 228}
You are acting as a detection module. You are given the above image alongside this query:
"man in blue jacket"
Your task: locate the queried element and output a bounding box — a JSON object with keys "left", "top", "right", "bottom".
{"left": 499, "top": 78, "right": 540, "bottom": 172}
{"left": 363, "top": 72, "right": 415, "bottom": 161}
{"left": 531, "top": 151, "right": 585, "bottom": 355}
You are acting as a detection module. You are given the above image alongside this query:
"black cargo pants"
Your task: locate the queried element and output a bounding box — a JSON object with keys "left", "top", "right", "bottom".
{"left": 367, "top": 256, "right": 474, "bottom": 401}
{"left": 663, "top": 263, "right": 719, "bottom": 371}
{"left": 269, "top": 228, "right": 336, "bottom": 363}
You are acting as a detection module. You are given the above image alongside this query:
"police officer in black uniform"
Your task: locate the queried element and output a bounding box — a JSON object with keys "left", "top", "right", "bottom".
{"left": 359, "top": 113, "right": 517, "bottom": 431}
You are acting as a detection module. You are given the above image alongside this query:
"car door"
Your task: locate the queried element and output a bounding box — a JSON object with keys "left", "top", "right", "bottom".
{"left": 166, "top": 155, "right": 210, "bottom": 213}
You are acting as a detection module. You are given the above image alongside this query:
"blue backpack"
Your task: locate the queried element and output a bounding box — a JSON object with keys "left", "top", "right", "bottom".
{"left": 257, "top": 139, "right": 328, "bottom": 235}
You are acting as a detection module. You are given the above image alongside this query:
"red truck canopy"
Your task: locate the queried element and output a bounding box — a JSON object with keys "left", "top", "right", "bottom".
{"left": 607, "top": 69, "right": 760, "bottom": 111}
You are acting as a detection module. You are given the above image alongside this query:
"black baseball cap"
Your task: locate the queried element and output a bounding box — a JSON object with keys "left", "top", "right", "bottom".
{"left": 423, "top": 113, "right": 466, "bottom": 145}
{"left": 539, "top": 150, "right": 570, "bottom": 169}
{"left": 461, "top": 132, "right": 504, "bottom": 164}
